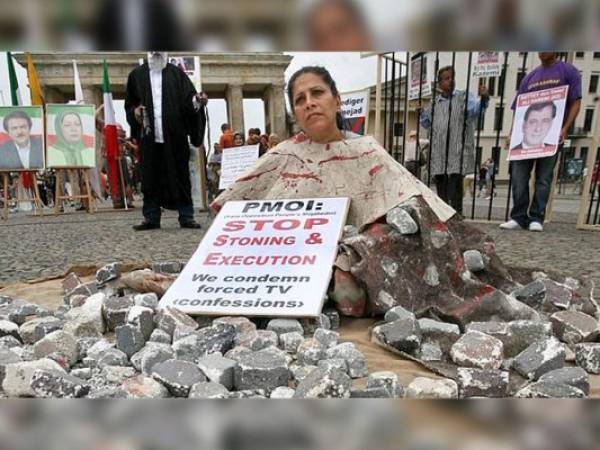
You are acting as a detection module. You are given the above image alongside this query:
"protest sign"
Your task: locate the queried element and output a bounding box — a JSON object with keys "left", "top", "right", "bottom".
{"left": 409, "top": 55, "right": 431, "bottom": 101}
{"left": 159, "top": 197, "right": 350, "bottom": 317}
{"left": 340, "top": 89, "right": 370, "bottom": 135}
{"left": 508, "top": 86, "right": 568, "bottom": 161}
{"left": 0, "top": 106, "right": 44, "bottom": 171}
{"left": 472, "top": 52, "right": 501, "bottom": 78}
{"left": 219, "top": 144, "right": 259, "bottom": 189}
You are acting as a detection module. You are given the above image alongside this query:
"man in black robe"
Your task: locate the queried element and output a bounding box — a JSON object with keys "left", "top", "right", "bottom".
{"left": 125, "top": 52, "right": 206, "bottom": 230}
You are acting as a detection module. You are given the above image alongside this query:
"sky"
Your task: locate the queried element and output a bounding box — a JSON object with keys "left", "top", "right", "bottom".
{"left": 0, "top": 52, "right": 378, "bottom": 147}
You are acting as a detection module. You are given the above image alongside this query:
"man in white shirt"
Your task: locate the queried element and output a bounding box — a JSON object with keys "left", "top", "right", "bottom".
{"left": 0, "top": 110, "right": 44, "bottom": 170}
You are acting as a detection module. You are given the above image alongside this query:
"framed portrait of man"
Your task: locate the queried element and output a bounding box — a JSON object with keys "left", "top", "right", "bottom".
{"left": 508, "top": 86, "right": 568, "bottom": 161}
{"left": 0, "top": 106, "right": 45, "bottom": 171}
{"left": 46, "top": 104, "right": 96, "bottom": 168}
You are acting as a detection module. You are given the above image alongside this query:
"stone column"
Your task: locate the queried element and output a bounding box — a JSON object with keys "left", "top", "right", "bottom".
{"left": 226, "top": 84, "right": 244, "bottom": 135}
{"left": 82, "top": 86, "right": 102, "bottom": 109}
{"left": 270, "top": 84, "right": 287, "bottom": 139}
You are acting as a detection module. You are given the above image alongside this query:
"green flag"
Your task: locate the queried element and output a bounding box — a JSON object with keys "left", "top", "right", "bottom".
{"left": 7, "top": 52, "right": 21, "bottom": 106}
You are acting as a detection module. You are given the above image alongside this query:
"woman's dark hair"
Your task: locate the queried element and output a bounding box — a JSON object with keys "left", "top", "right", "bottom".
{"left": 287, "top": 66, "right": 344, "bottom": 131}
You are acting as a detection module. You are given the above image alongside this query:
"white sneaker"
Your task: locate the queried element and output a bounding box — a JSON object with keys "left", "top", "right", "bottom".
{"left": 528, "top": 221, "right": 544, "bottom": 232}
{"left": 499, "top": 219, "right": 521, "bottom": 230}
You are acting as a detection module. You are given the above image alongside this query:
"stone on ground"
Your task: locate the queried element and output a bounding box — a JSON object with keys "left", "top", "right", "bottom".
{"left": 450, "top": 331, "right": 504, "bottom": 370}
{"left": 405, "top": 377, "right": 458, "bottom": 399}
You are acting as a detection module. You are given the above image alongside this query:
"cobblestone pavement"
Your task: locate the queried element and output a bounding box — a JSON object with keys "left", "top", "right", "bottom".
{"left": 1, "top": 197, "right": 598, "bottom": 288}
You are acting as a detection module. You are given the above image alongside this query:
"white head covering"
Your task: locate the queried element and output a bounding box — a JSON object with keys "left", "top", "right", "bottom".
{"left": 147, "top": 52, "right": 168, "bottom": 72}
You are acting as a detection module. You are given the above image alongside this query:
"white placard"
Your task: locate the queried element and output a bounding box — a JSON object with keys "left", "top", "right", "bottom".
{"left": 340, "top": 88, "right": 370, "bottom": 135}
{"left": 159, "top": 197, "right": 350, "bottom": 317}
{"left": 409, "top": 55, "right": 431, "bottom": 101}
{"left": 219, "top": 144, "right": 259, "bottom": 189}
{"left": 508, "top": 86, "right": 568, "bottom": 161}
{"left": 472, "top": 52, "right": 501, "bottom": 78}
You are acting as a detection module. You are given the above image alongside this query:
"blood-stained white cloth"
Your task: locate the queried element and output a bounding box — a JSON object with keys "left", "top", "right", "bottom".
{"left": 212, "top": 133, "right": 455, "bottom": 230}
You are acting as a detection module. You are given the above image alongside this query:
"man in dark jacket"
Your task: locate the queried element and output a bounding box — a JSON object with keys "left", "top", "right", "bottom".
{"left": 125, "top": 52, "right": 206, "bottom": 230}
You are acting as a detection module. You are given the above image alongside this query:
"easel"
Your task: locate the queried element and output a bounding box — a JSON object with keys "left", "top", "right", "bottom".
{"left": 1, "top": 171, "right": 44, "bottom": 220}
{"left": 53, "top": 167, "right": 96, "bottom": 214}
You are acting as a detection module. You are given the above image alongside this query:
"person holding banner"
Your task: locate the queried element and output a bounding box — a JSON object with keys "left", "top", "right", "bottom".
{"left": 500, "top": 52, "right": 581, "bottom": 232}
{"left": 419, "top": 66, "right": 489, "bottom": 215}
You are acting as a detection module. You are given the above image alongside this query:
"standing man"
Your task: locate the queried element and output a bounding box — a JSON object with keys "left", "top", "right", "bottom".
{"left": 420, "top": 66, "right": 489, "bottom": 215}
{"left": 125, "top": 52, "right": 207, "bottom": 230}
{"left": 0, "top": 110, "right": 44, "bottom": 170}
{"left": 500, "top": 52, "right": 581, "bottom": 232}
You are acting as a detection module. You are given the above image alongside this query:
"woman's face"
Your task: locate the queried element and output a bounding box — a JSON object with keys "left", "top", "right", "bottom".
{"left": 60, "top": 113, "right": 83, "bottom": 144}
{"left": 234, "top": 135, "right": 244, "bottom": 146}
{"left": 291, "top": 72, "right": 341, "bottom": 143}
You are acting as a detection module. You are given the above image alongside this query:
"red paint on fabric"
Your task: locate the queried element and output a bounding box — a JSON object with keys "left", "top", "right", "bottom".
{"left": 281, "top": 172, "right": 322, "bottom": 182}
{"left": 236, "top": 167, "right": 278, "bottom": 182}
{"left": 318, "top": 155, "right": 360, "bottom": 165}
{"left": 435, "top": 222, "right": 449, "bottom": 232}
{"left": 368, "top": 164, "right": 383, "bottom": 176}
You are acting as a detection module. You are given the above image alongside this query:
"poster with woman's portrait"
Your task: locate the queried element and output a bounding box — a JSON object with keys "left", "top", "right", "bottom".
{"left": 0, "top": 106, "right": 44, "bottom": 171}
{"left": 46, "top": 104, "right": 96, "bottom": 168}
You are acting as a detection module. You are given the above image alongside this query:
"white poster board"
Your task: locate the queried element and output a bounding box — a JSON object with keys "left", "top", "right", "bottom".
{"left": 508, "top": 86, "right": 568, "bottom": 161}
{"left": 219, "top": 144, "right": 259, "bottom": 189}
{"left": 159, "top": 197, "right": 350, "bottom": 317}
{"left": 472, "top": 52, "right": 501, "bottom": 78}
{"left": 409, "top": 55, "right": 431, "bottom": 101}
{"left": 340, "top": 88, "right": 370, "bottom": 135}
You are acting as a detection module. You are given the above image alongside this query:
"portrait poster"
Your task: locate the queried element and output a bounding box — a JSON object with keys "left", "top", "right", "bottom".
{"left": 508, "top": 86, "right": 568, "bottom": 161}
{"left": 46, "top": 104, "right": 96, "bottom": 168}
{"left": 409, "top": 54, "right": 431, "bottom": 101}
{"left": 0, "top": 106, "right": 45, "bottom": 171}
{"left": 340, "top": 88, "right": 370, "bottom": 135}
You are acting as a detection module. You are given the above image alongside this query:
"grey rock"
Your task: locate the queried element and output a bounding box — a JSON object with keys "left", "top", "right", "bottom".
{"left": 33, "top": 319, "right": 64, "bottom": 343}
{"left": 70, "top": 368, "right": 92, "bottom": 380}
{"left": 463, "top": 250, "right": 485, "bottom": 272}
{"left": 85, "top": 339, "right": 114, "bottom": 360}
{"left": 299, "top": 315, "right": 331, "bottom": 334}
{"left": 172, "top": 323, "right": 198, "bottom": 343}
{"left": 266, "top": 319, "right": 304, "bottom": 336}
{"left": 224, "top": 345, "right": 253, "bottom": 362}
{"left": 3, "top": 358, "right": 66, "bottom": 397}
{"left": 97, "top": 348, "right": 129, "bottom": 368}
{"left": 197, "top": 354, "right": 238, "bottom": 390}
{"left": 130, "top": 343, "right": 174, "bottom": 375}
{"left": 0, "top": 320, "right": 20, "bottom": 340}
{"left": 148, "top": 328, "right": 172, "bottom": 345}
{"left": 30, "top": 369, "right": 90, "bottom": 398}
{"left": 102, "top": 295, "right": 134, "bottom": 332}
{"left": 0, "top": 349, "right": 21, "bottom": 385}
{"left": 101, "top": 366, "right": 137, "bottom": 384}
{"left": 10, "top": 346, "right": 35, "bottom": 362}
{"left": 513, "top": 280, "right": 546, "bottom": 308}
{"left": 196, "top": 323, "right": 236, "bottom": 355}
{"left": 317, "top": 358, "right": 348, "bottom": 374}
{"left": 539, "top": 367, "right": 589, "bottom": 395}
{"left": 374, "top": 290, "right": 397, "bottom": 311}
{"left": 188, "top": 381, "right": 229, "bottom": 399}
{"left": 466, "top": 322, "right": 513, "bottom": 356}
{"left": 226, "top": 389, "right": 267, "bottom": 399}
{"left": 152, "top": 359, "right": 206, "bottom": 397}
{"left": 457, "top": 368, "right": 509, "bottom": 398}
{"left": 233, "top": 349, "right": 290, "bottom": 392}
{"left": 473, "top": 289, "right": 539, "bottom": 323}
{"left": 213, "top": 316, "right": 257, "bottom": 335}
{"left": 152, "top": 261, "right": 183, "bottom": 274}
{"left": 122, "top": 375, "right": 170, "bottom": 398}
{"left": 88, "top": 387, "right": 127, "bottom": 399}
{"left": 575, "top": 343, "right": 600, "bottom": 374}
{"left": 450, "top": 331, "right": 504, "bottom": 370}
{"left": 237, "top": 329, "right": 279, "bottom": 351}
{"left": 290, "top": 364, "right": 317, "bottom": 382}
{"left": 19, "top": 317, "right": 58, "bottom": 344}
{"left": 418, "top": 318, "right": 460, "bottom": 353}
{"left": 373, "top": 318, "right": 421, "bottom": 353}
{"left": 507, "top": 320, "right": 553, "bottom": 356}
{"left": 313, "top": 328, "right": 339, "bottom": 349}
{"left": 366, "top": 371, "right": 403, "bottom": 398}
{"left": 386, "top": 206, "right": 418, "bottom": 234}
{"left": 96, "top": 262, "right": 121, "bottom": 286}
{"left": 349, "top": 387, "right": 392, "bottom": 398}
{"left": 540, "top": 279, "right": 573, "bottom": 310}
{"left": 133, "top": 293, "right": 159, "bottom": 310}
{"left": 270, "top": 386, "right": 296, "bottom": 399}
{"left": 551, "top": 311, "right": 600, "bottom": 345}
{"left": 322, "top": 308, "right": 340, "bottom": 330}
{"left": 0, "top": 335, "right": 22, "bottom": 350}
{"left": 63, "top": 293, "right": 106, "bottom": 337}
{"left": 115, "top": 324, "right": 146, "bottom": 358}
{"left": 406, "top": 377, "right": 458, "bottom": 399}
{"left": 384, "top": 305, "right": 415, "bottom": 323}
{"left": 156, "top": 307, "right": 198, "bottom": 336}
{"left": 513, "top": 338, "right": 566, "bottom": 380}
{"left": 296, "top": 338, "right": 326, "bottom": 366}
{"left": 416, "top": 342, "right": 443, "bottom": 362}
{"left": 515, "top": 381, "right": 585, "bottom": 398}
{"left": 325, "top": 342, "right": 368, "bottom": 378}
{"left": 294, "top": 367, "right": 351, "bottom": 398}
{"left": 126, "top": 306, "right": 155, "bottom": 340}
{"left": 33, "top": 330, "right": 78, "bottom": 366}
{"left": 279, "top": 332, "right": 304, "bottom": 354}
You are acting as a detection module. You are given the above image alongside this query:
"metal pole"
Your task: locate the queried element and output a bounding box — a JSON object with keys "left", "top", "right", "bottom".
{"left": 427, "top": 52, "right": 440, "bottom": 187}
{"left": 415, "top": 52, "right": 425, "bottom": 167}
{"left": 389, "top": 54, "right": 397, "bottom": 153}
{"left": 375, "top": 55, "right": 383, "bottom": 144}
{"left": 383, "top": 56, "right": 389, "bottom": 149}
{"left": 402, "top": 52, "right": 409, "bottom": 164}
{"left": 460, "top": 52, "right": 473, "bottom": 217}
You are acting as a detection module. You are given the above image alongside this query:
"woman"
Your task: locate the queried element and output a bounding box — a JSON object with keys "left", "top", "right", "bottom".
{"left": 212, "top": 66, "right": 529, "bottom": 325}
{"left": 233, "top": 132, "right": 245, "bottom": 147}
{"left": 47, "top": 110, "right": 95, "bottom": 168}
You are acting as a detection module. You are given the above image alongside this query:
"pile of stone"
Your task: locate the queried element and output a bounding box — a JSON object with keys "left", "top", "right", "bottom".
{"left": 0, "top": 262, "right": 399, "bottom": 399}
{"left": 372, "top": 273, "right": 600, "bottom": 398}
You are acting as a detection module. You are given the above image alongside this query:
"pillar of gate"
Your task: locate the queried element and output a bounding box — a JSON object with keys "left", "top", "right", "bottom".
{"left": 226, "top": 84, "right": 245, "bottom": 136}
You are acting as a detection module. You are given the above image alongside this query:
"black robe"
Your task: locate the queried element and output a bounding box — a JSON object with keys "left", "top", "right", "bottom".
{"left": 125, "top": 63, "right": 206, "bottom": 210}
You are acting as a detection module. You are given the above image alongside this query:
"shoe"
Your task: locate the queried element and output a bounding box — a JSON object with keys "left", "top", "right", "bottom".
{"left": 528, "top": 221, "right": 543, "bottom": 232}
{"left": 180, "top": 220, "right": 202, "bottom": 229}
{"left": 133, "top": 221, "right": 161, "bottom": 231}
{"left": 499, "top": 219, "right": 522, "bottom": 230}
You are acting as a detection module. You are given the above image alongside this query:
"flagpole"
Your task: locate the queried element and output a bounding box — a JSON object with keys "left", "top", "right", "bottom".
{"left": 117, "top": 157, "right": 129, "bottom": 210}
